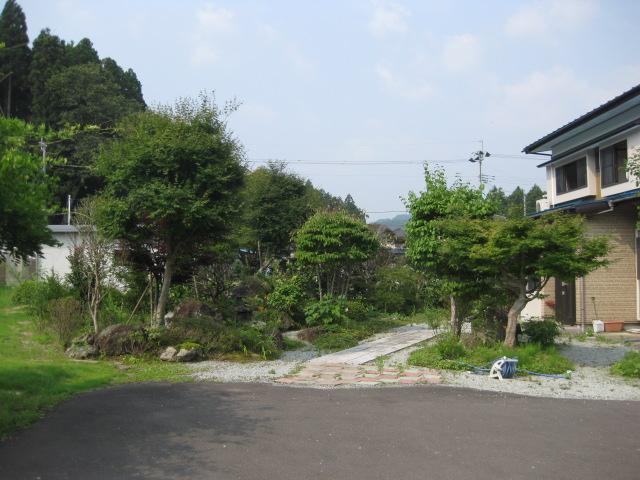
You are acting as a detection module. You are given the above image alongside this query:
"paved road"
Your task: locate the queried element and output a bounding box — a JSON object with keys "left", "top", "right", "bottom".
{"left": 1, "top": 383, "right": 638, "bottom": 479}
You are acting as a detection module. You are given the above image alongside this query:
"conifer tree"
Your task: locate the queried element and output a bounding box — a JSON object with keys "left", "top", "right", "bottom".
{"left": 0, "top": 0, "right": 31, "bottom": 119}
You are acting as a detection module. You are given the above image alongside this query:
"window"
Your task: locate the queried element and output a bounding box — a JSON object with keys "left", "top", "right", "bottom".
{"left": 600, "top": 141, "right": 628, "bottom": 187}
{"left": 556, "top": 157, "right": 587, "bottom": 194}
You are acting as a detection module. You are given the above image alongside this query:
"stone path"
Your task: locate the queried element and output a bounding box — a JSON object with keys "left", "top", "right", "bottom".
{"left": 275, "top": 363, "right": 441, "bottom": 387}
{"left": 308, "top": 324, "right": 436, "bottom": 365}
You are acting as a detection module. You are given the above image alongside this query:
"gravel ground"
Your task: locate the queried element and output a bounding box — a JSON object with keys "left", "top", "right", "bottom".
{"left": 371, "top": 337, "right": 640, "bottom": 400}
{"left": 186, "top": 330, "right": 640, "bottom": 400}
{"left": 187, "top": 349, "right": 317, "bottom": 382}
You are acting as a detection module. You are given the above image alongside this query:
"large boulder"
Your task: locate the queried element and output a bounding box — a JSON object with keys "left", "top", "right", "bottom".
{"left": 175, "top": 348, "right": 200, "bottom": 362}
{"left": 159, "top": 346, "right": 177, "bottom": 362}
{"left": 65, "top": 344, "right": 99, "bottom": 360}
{"left": 94, "top": 324, "right": 145, "bottom": 356}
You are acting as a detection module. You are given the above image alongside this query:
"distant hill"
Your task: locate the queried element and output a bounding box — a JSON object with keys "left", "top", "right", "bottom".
{"left": 371, "top": 213, "right": 410, "bottom": 231}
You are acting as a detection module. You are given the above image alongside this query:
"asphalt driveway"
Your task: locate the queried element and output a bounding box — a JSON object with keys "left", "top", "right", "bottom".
{"left": 1, "top": 383, "right": 638, "bottom": 479}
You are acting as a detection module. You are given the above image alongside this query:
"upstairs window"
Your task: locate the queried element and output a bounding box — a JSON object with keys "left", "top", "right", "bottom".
{"left": 556, "top": 157, "right": 587, "bottom": 194}
{"left": 600, "top": 141, "right": 628, "bottom": 187}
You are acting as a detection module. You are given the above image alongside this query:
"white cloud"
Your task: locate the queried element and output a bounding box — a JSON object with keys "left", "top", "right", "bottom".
{"left": 486, "top": 66, "right": 627, "bottom": 135}
{"left": 443, "top": 34, "right": 481, "bottom": 72}
{"left": 190, "top": 4, "right": 237, "bottom": 67}
{"left": 375, "top": 64, "right": 433, "bottom": 100}
{"left": 505, "top": 0, "right": 598, "bottom": 37}
{"left": 196, "top": 4, "right": 236, "bottom": 33}
{"left": 368, "top": 1, "right": 410, "bottom": 37}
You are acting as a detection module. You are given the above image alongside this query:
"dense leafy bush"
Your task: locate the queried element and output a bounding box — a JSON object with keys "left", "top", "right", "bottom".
{"left": 267, "top": 274, "right": 306, "bottom": 313}
{"left": 522, "top": 319, "right": 561, "bottom": 347}
{"left": 371, "top": 265, "right": 424, "bottom": 314}
{"left": 344, "top": 299, "right": 371, "bottom": 323}
{"left": 436, "top": 333, "right": 466, "bottom": 359}
{"left": 12, "top": 274, "right": 69, "bottom": 329}
{"left": 313, "top": 328, "right": 359, "bottom": 351}
{"left": 47, "top": 297, "right": 84, "bottom": 348}
{"left": 611, "top": 351, "right": 640, "bottom": 378}
{"left": 304, "top": 296, "right": 349, "bottom": 326}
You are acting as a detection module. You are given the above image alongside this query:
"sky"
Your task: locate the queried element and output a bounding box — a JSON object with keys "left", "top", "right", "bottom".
{"left": 16, "top": 0, "right": 640, "bottom": 220}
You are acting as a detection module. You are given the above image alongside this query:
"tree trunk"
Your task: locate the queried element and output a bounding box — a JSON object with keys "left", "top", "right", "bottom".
{"left": 257, "top": 240, "right": 263, "bottom": 270}
{"left": 155, "top": 250, "right": 177, "bottom": 327}
{"left": 504, "top": 292, "right": 528, "bottom": 348}
{"left": 449, "top": 296, "right": 459, "bottom": 336}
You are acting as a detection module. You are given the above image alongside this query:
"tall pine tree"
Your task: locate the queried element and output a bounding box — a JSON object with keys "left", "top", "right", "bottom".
{"left": 0, "top": 0, "right": 31, "bottom": 119}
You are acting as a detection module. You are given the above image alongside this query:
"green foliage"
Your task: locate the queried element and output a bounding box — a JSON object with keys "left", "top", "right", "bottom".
{"left": 312, "top": 328, "right": 360, "bottom": 351}
{"left": 522, "top": 319, "right": 561, "bottom": 347}
{"left": 0, "top": 0, "right": 31, "bottom": 119}
{"left": 611, "top": 351, "right": 640, "bottom": 378}
{"left": 42, "top": 63, "right": 143, "bottom": 129}
{"left": 267, "top": 274, "right": 306, "bottom": 314}
{"left": 405, "top": 167, "right": 497, "bottom": 326}
{"left": 12, "top": 274, "right": 69, "bottom": 329}
{"left": 0, "top": 118, "right": 56, "bottom": 260}
{"left": 240, "top": 162, "right": 311, "bottom": 259}
{"left": 295, "top": 211, "right": 379, "bottom": 298}
{"left": 436, "top": 333, "right": 466, "bottom": 359}
{"left": 409, "top": 337, "right": 574, "bottom": 374}
{"left": 304, "top": 296, "right": 349, "bottom": 326}
{"left": 344, "top": 299, "right": 371, "bottom": 323}
{"left": 95, "top": 94, "right": 246, "bottom": 320}
{"left": 46, "top": 296, "right": 84, "bottom": 348}
{"left": 282, "top": 337, "right": 306, "bottom": 350}
{"left": 372, "top": 265, "right": 425, "bottom": 314}
{"left": 177, "top": 341, "right": 202, "bottom": 351}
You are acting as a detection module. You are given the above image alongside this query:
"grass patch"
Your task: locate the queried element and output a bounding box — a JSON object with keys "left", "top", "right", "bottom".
{"left": 0, "top": 287, "right": 189, "bottom": 440}
{"left": 611, "top": 351, "right": 640, "bottom": 378}
{"left": 282, "top": 336, "right": 306, "bottom": 351}
{"left": 409, "top": 337, "right": 574, "bottom": 375}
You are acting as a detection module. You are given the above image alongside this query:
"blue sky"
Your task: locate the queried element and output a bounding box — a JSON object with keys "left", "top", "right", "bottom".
{"left": 17, "top": 0, "right": 640, "bottom": 219}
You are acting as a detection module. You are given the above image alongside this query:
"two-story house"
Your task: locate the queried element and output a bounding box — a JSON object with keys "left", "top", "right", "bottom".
{"left": 523, "top": 84, "right": 640, "bottom": 329}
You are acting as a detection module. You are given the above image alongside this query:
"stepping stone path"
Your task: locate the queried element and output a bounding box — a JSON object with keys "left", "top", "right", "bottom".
{"left": 276, "top": 325, "right": 441, "bottom": 387}
{"left": 275, "top": 363, "right": 441, "bottom": 387}
{"left": 309, "top": 324, "right": 436, "bottom": 366}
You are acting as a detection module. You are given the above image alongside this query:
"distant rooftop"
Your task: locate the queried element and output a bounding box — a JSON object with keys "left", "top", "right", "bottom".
{"left": 523, "top": 83, "right": 640, "bottom": 154}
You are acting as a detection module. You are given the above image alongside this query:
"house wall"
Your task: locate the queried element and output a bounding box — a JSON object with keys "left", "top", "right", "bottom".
{"left": 37, "top": 231, "right": 79, "bottom": 279}
{"left": 575, "top": 203, "right": 638, "bottom": 324}
{"left": 544, "top": 126, "right": 640, "bottom": 207}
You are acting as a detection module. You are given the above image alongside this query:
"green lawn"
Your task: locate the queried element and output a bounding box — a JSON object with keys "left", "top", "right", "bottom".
{"left": 0, "top": 288, "right": 189, "bottom": 440}
{"left": 408, "top": 337, "right": 575, "bottom": 375}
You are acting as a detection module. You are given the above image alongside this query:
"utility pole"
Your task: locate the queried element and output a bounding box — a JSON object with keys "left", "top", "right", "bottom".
{"left": 39, "top": 137, "right": 47, "bottom": 173}
{"left": 468, "top": 140, "right": 491, "bottom": 186}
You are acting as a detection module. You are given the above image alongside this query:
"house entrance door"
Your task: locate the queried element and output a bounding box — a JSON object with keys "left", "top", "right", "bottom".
{"left": 555, "top": 279, "right": 576, "bottom": 325}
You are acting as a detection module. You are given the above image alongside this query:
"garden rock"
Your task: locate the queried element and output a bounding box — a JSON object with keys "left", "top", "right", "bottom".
{"left": 95, "top": 324, "right": 144, "bottom": 356}
{"left": 65, "top": 344, "right": 99, "bottom": 360}
{"left": 174, "top": 299, "right": 222, "bottom": 323}
{"left": 160, "top": 346, "right": 178, "bottom": 362}
{"left": 176, "top": 348, "right": 200, "bottom": 362}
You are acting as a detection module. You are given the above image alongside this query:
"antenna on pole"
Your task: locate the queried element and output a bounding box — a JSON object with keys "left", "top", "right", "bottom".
{"left": 468, "top": 140, "right": 491, "bottom": 186}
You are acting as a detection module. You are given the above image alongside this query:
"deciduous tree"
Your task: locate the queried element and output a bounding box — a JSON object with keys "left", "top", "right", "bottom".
{"left": 295, "top": 211, "right": 379, "bottom": 299}
{"left": 95, "top": 94, "right": 245, "bottom": 325}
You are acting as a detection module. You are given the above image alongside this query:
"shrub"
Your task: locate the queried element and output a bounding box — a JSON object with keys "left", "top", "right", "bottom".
{"left": 611, "top": 351, "right": 640, "bottom": 378}
{"left": 47, "top": 297, "right": 84, "bottom": 348}
{"left": 267, "top": 274, "right": 306, "bottom": 313}
{"left": 435, "top": 333, "right": 466, "bottom": 359}
{"left": 522, "top": 319, "right": 561, "bottom": 347}
{"left": 236, "top": 326, "right": 280, "bottom": 359}
{"left": 344, "top": 299, "right": 371, "bottom": 323}
{"left": 371, "top": 265, "right": 424, "bottom": 314}
{"left": 304, "top": 296, "right": 349, "bottom": 326}
{"left": 313, "top": 330, "right": 359, "bottom": 351}
{"left": 12, "top": 274, "right": 69, "bottom": 329}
